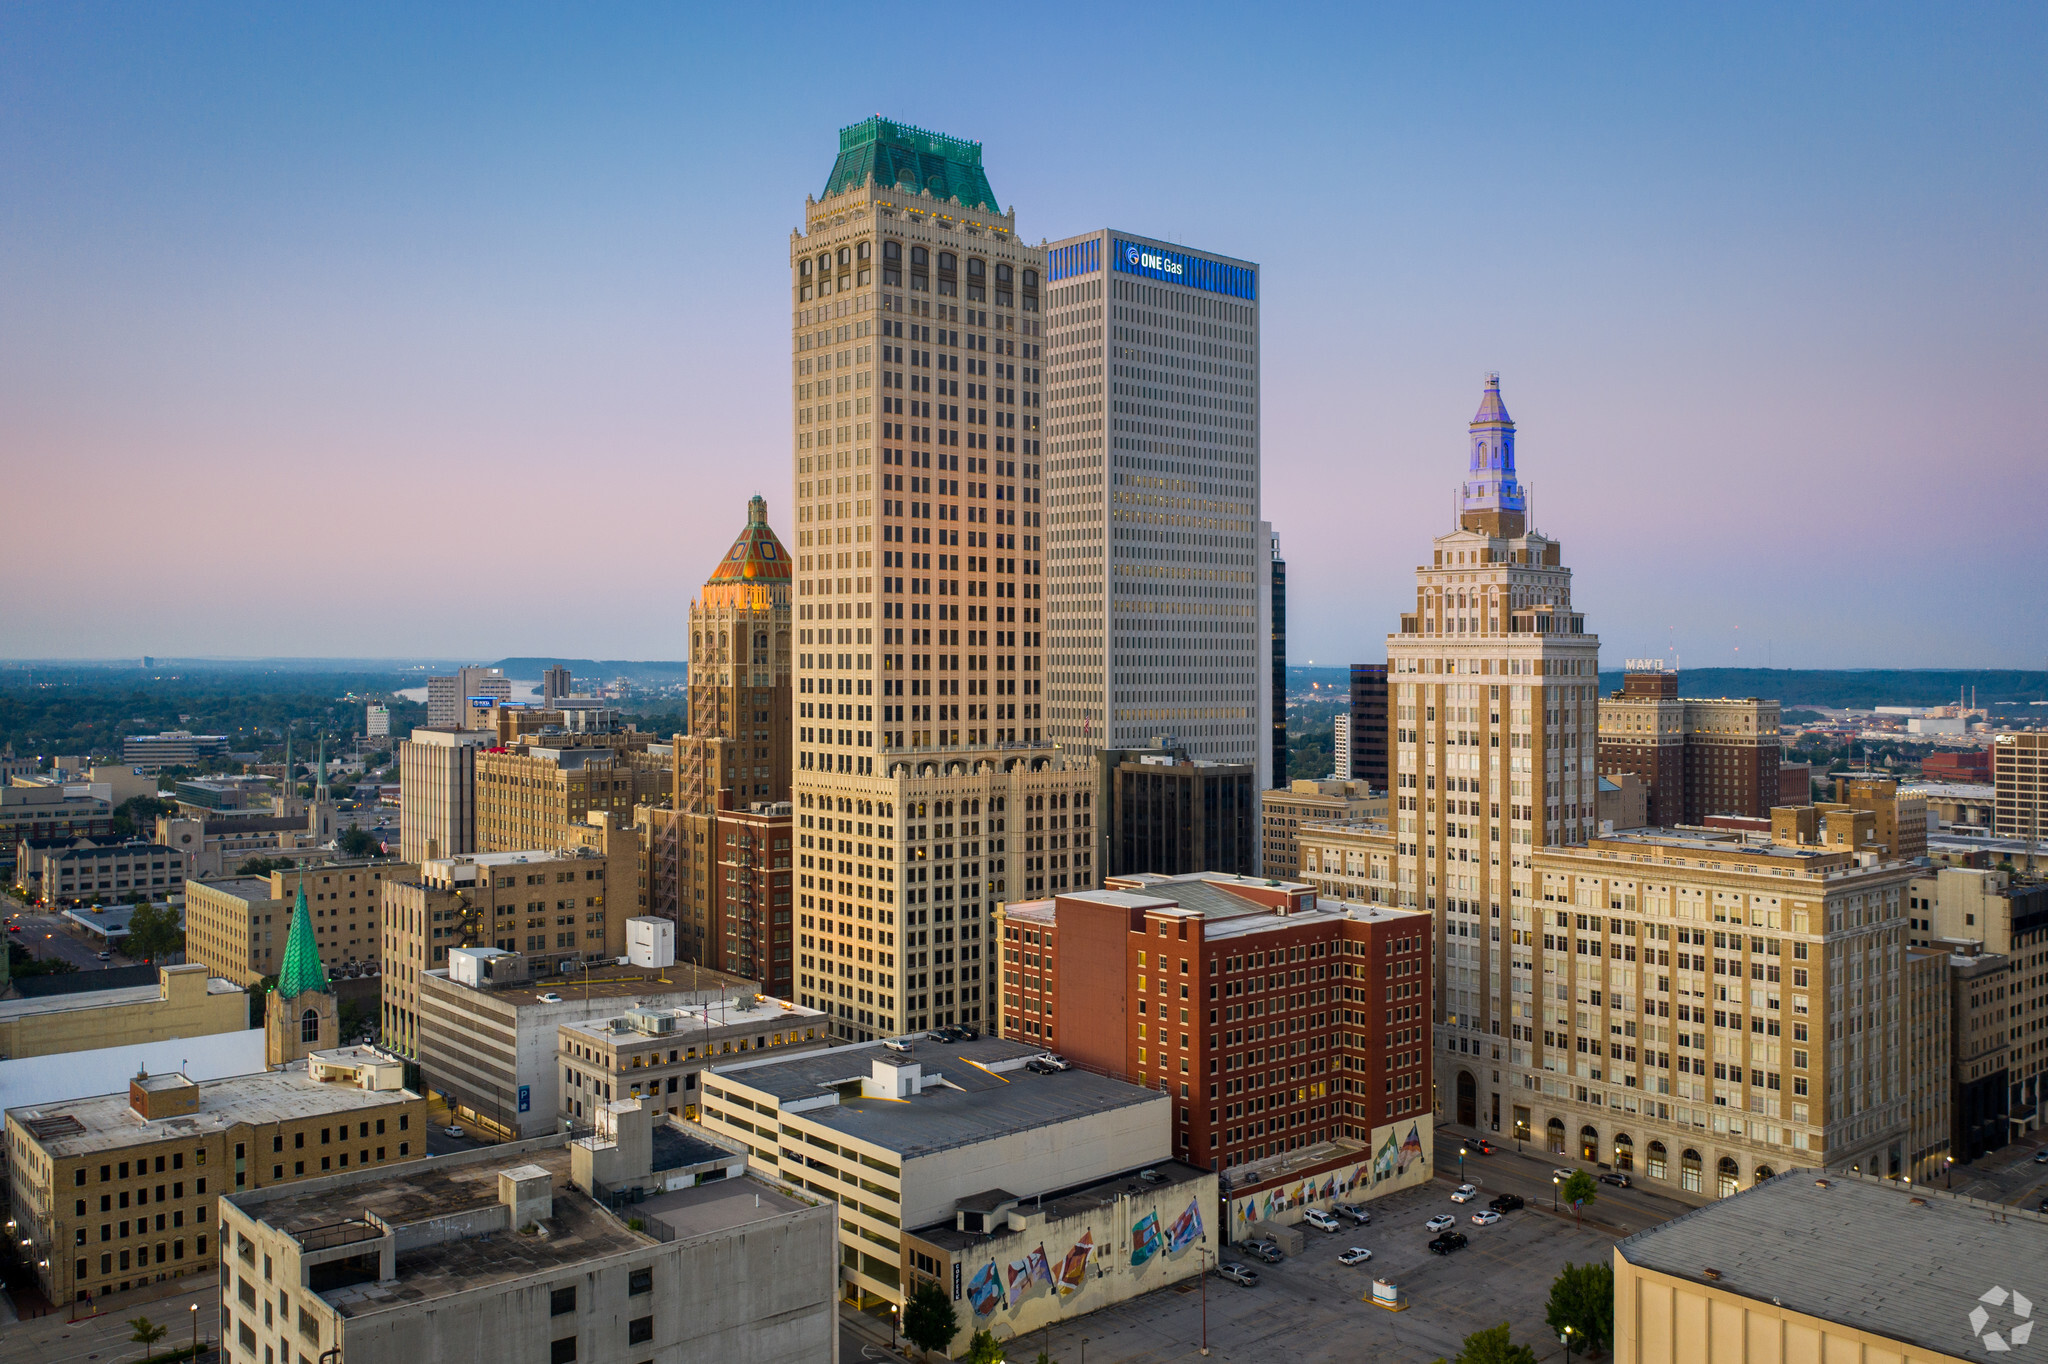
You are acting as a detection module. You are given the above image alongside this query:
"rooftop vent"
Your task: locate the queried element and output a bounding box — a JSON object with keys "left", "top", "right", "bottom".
{"left": 624, "top": 1007, "right": 677, "bottom": 1036}
{"left": 1702, "top": 1268, "right": 1722, "bottom": 1281}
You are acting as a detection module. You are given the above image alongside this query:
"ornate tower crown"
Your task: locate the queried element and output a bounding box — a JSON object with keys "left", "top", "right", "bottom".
{"left": 1460, "top": 372, "right": 1526, "bottom": 537}
{"left": 701, "top": 494, "right": 793, "bottom": 610}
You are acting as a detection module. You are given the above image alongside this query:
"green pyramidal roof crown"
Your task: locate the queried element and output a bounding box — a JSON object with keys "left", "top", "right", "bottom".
{"left": 824, "top": 117, "right": 997, "bottom": 211}
{"left": 276, "top": 884, "right": 330, "bottom": 1000}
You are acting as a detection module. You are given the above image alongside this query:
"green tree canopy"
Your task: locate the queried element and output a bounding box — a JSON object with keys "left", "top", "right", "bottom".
{"left": 963, "top": 1330, "right": 1005, "bottom": 1364}
{"left": 236, "top": 856, "right": 292, "bottom": 877}
{"left": 1432, "top": 1322, "right": 1538, "bottom": 1364}
{"left": 337, "top": 826, "right": 381, "bottom": 858}
{"left": 1561, "top": 1169, "right": 1599, "bottom": 1212}
{"left": 124, "top": 902, "right": 185, "bottom": 962}
{"left": 129, "top": 1315, "right": 169, "bottom": 1362}
{"left": 1545, "top": 1261, "right": 1615, "bottom": 1356}
{"left": 901, "top": 1280, "right": 958, "bottom": 1356}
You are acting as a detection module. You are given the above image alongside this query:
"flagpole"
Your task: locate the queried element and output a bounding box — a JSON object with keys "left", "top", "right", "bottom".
{"left": 1198, "top": 1242, "right": 1210, "bottom": 1356}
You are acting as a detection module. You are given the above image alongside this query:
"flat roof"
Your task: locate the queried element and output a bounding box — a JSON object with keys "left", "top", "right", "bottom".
{"left": 1619, "top": 1170, "right": 2048, "bottom": 1360}
{"left": 426, "top": 962, "right": 758, "bottom": 1009}
{"left": 559, "top": 995, "right": 825, "bottom": 1045}
{"left": 912, "top": 1159, "right": 1210, "bottom": 1253}
{"left": 638, "top": 1175, "right": 807, "bottom": 1243}
{"left": 192, "top": 877, "right": 281, "bottom": 903}
{"left": 6, "top": 1061, "right": 420, "bottom": 1158}
{"left": 1582, "top": 828, "right": 1848, "bottom": 864}
{"left": 238, "top": 1147, "right": 647, "bottom": 1315}
{"left": 709, "top": 1036, "right": 1163, "bottom": 1161}
{"left": 1003, "top": 893, "right": 1423, "bottom": 940}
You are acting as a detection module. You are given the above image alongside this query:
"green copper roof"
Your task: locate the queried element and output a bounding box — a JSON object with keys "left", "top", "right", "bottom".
{"left": 276, "top": 884, "right": 329, "bottom": 1001}
{"left": 824, "top": 117, "right": 997, "bottom": 212}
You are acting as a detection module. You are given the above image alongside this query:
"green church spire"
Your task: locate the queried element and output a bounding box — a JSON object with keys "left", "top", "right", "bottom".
{"left": 276, "top": 884, "right": 329, "bottom": 1001}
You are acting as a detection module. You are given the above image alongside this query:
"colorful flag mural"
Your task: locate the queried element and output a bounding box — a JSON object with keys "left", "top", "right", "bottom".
{"left": 1006, "top": 1258, "right": 1034, "bottom": 1299}
{"left": 1027, "top": 1244, "right": 1055, "bottom": 1290}
{"left": 1166, "top": 1196, "right": 1205, "bottom": 1253}
{"left": 1321, "top": 1175, "right": 1337, "bottom": 1200}
{"left": 1059, "top": 1233, "right": 1094, "bottom": 1294}
{"left": 1373, "top": 1129, "right": 1399, "bottom": 1182}
{"left": 1398, "top": 1123, "right": 1425, "bottom": 1173}
{"left": 1130, "top": 1211, "right": 1164, "bottom": 1266}
{"left": 967, "top": 1260, "right": 1005, "bottom": 1316}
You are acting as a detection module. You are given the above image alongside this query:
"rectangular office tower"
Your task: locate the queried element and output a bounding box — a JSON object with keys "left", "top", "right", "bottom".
{"left": 789, "top": 118, "right": 1100, "bottom": 1045}
{"left": 1038, "top": 230, "right": 1266, "bottom": 786}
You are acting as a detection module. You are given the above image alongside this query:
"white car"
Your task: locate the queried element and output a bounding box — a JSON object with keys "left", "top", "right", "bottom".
{"left": 1450, "top": 1183, "right": 1479, "bottom": 1203}
{"left": 1470, "top": 1209, "right": 1502, "bottom": 1226}
{"left": 443, "top": 1125, "right": 464, "bottom": 1138}
{"left": 1425, "top": 1214, "right": 1456, "bottom": 1233}
{"left": 1303, "top": 1209, "right": 1340, "bottom": 1232}
{"left": 1337, "top": 1247, "right": 1373, "bottom": 1266}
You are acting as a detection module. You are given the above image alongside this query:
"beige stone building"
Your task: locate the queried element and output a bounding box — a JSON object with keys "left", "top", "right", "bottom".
{"left": 1993, "top": 730, "right": 2046, "bottom": 841}
{"left": 398, "top": 728, "right": 488, "bottom": 863}
{"left": 557, "top": 995, "right": 829, "bottom": 1125}
{"left": 5, "top": 1053, "right": 425, "bottom": 1305}
{"left": 184, "top": 859, "right": 406, "bottom": 987}
{"left": 788, "top": 117, "right": 1097, "bottom": 1044}
{"left": 1259, "top": 778, "right": 1384, "bottom": 879}
{"left": 475, "top": 733, "right": 669, "bottom": 857}
{"left": 1298, "top": 817, "right": 1926, "bottom": 1194}
{"left": 379, "top": 827, "right": 633, "bottom": 1057}
{"left": 0, "top": 965, "right": 246, "bottom": 1060}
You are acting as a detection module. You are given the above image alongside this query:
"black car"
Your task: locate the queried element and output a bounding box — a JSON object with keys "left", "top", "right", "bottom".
{"left": 1488, "top": 1193, "right": 1525, "bottom": 1213}
{"left": 1598, "top": 1172, "right": 1632, "bottom": 1188}
{"left": 1427, "top": 1231, "right": 1469, "bottom": 1255}
{"left": 1024, "top": 1058, "right": 1066, "bottom": 1075}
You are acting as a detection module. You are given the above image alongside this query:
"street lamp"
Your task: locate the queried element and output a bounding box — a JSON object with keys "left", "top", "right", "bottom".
{"left": 1947, "top": 1155, "right": 1955, "bottom": 1190}
{"left": 1552, "top": 1175, "right": 1560, "bottom": 1212}
{"left": 1458, "top": 1146, "right": 1467, "bottom": 1184}
{"left": 1195, "top": 1245, "right": 1210, "bottom": 1356}
{"left": 1561, "top": 1324, "right": 1577, "bottom": 1362}
{"left": 190, "top": 1303, "right": 199, "bottom": 1358}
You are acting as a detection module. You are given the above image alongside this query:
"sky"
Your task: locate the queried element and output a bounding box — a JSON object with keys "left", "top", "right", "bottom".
{"left": 3, "top": 4, "right": 2043, "bottom": 668}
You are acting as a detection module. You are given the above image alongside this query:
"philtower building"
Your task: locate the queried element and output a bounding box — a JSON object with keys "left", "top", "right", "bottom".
{"left": 1035, "top": 230, "right": 1266, "bottom": 781}
{"left": 1386, "top": 374, "right": 1601, "bottom": 1054}
{"left": 789, "top": 117, "right": 1098, "bottom": 1044}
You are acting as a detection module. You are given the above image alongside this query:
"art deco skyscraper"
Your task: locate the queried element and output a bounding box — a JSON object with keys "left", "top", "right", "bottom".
{"left": 1036, "top": 230, "right": 1265, "bottom": 783}
{"left": 789, "top": 118, "right": 1098, "bottom": 1043}
{"left": 1385, "top": 375, "right": 1600, "bottom": 1055}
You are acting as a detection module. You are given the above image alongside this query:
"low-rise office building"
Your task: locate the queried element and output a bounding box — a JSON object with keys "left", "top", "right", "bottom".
{"left": 1259, "top": 779, "right": 1385, "bottom": 881}
{"left": 1615, "top": 1170, "right": 2043, "bottom": 1364}
{"left": 154, "top": 804, "right": 341, "bottom": 881}
{"left": 0, "top": 964, "right": 245, "bottom": 1060}
{"left": 415, "top": 954, "right": 758, "bottom": 1140}
{"left": 557, "top": 994, "right": 828, "bottom": 1126}
{"left": 184, "top": 860, "right": 404, "bottom": 988}
{"left": 699, "top": 1035, "right": 1176, "bottom": 1312}
{"left": 1, "top": 784, "right": 113, "bottom": 869}
{"left": 220, "top": 1138, "right": 836, "bottom": 1364}
{"left": 15, "top": 837, "right": 184, "bottom": 904}
{"left": 1097, "top": 747, "right": 1255, "bottom": 879}
{"left": 4, "top": 1052, "right": 427, "bottom": 1304}
{"left": 121, "top": 732, "right": 230, "bottom": 770}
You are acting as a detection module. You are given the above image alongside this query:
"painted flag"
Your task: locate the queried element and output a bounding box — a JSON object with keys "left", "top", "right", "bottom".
{"left": 1007, "top": 1258, "right": 1034, "bottom": 1299}
{"left": 1261, "top": 1190, "right": 1276, "bottom": 1221}
{"left": 1322, "top": 1175, "right": 1337, "bottom": 1200}
{"left": 1166, "top": 1196, "right": 1205, "bottom": 1253}
{"left": 1130, "top": 1211, "right": 1164, "bottom": 1266}
{"left": 1398, "top": 1123, "right": 1425, "bottom": 1173}
{"left": 967, "top": 1260, "right": 1005, "bottom": 1316}
{"left": 1028, "top": 1244, "right": 1055, "bottom": 1290}
{"left": 1373, "top": 1129, "right": 1399, "bottom": 1183}
{"left": 1059, "top": 1232, "right": 1094, "bottom": 1294}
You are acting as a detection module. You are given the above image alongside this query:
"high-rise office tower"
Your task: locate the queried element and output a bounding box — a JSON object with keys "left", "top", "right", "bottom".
{"left": 1386, "top": 375, "right": 1600, "bottom": 1057}
{"left": 426, "top": 667, "right": 510, "bottom": 728}
{"left": 1332, "top": 714, "right": 1351, "bottom": 778}
{"left": 1348, "top": 663, "right": 1390, "bottom": 790}
{"left": 542, "top": 665, "right": 573, "bottom": 709}
{"left": 1036, "top": 231, "right": 1263, "bottom": 782}
{"left": 789, "top": 118, "right": 1098, "bottom": 1043}
{"left": 1267, "top": 526, "right": 1285, "bottom": 787}
{"left": 642, "top": 494, "right": 796, "bottom": 986}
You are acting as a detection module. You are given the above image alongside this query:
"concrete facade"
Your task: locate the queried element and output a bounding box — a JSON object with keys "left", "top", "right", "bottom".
{"left": 185, "top": 860, "right": 402, "bottom": 988}
{"left": 398, "top": 727, "right": 488, "bottom": 864}
{"left": 1259, "top": 779, "right": 1385, "bottom": 881}
{"left": 0, "top": 964, "right": 245, "bottom": 1060}
{"left": 557, "top": 994, "right": 830, "bottom": 1126}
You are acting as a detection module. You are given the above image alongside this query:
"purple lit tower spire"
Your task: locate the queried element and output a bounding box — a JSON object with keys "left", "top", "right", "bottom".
{"left": 1459, "top": 372, "right": 1526, "bottom": 537}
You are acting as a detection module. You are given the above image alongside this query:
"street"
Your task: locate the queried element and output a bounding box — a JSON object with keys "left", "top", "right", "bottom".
{"left": 4, "top": 905, "right": 137, "bottom": 975}
{"left": 0, "top": 1282, "right": 217, "bottom": 1364}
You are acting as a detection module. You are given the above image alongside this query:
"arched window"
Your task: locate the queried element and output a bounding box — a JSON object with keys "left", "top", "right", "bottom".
{"left": 1546, "top": 1118, "right": 1566, "bottom": 1155}
{"left": 1753, "top": 1163, "right": 1775, "bottom": 1185}
{"left": 1647, "top": 1141, "right": 1667, "bottom": 1180}
{"left": 300, "top": 1008, "right": 320, "bottom": 1044}
{"left": 1716, "top": 1156, "right": 1740, "bottom": 1199}
{"left": 937, "top": 252, "right": 956, "bottom": 273}
{"left": 1613, "top": 1133, "right": 1634, "bottom": 1172}
{"left": 1680, "top": 1149, "right": 1703, "bottom": 1194}
{"left": 1580, "top": 1125, "right": 1599, "bottom": 1162}
{"left": 799, "top": 259, "right": 812, "bottom": 277}
{"left": 837, "top": 247, "right": 851, "bottom": 268}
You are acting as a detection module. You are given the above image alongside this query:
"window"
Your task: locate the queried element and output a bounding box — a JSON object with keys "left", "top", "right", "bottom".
{"left": 1680, "top": 1149, "right": 1703, "bottom": 1194}
{"left": 628, "top": 1268, "right": 652, "bottom": 1296}
{"left": 300, "top": 1008, "right": 321, "bottom": 1044}
{"left": 551, "top": 1340, "right": 577, "bottom": 1364}
{"left": 551, "top": 1286, "right": 577, "bottom": 1316}
{"left": 628, "top": 1317, "right": 653, "bottom": 1345}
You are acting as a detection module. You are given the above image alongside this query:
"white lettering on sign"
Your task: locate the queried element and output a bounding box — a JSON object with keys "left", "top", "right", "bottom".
{"left": 1623, "top": 658, "right": 1669, "bottom": 673}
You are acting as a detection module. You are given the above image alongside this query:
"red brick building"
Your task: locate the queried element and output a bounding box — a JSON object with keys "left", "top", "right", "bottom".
{"left": 1923, "top": 749, "right": 1992, "bottom": 784}
{"left": 996, "top": 871, "right": 1433, "bottom": 1173}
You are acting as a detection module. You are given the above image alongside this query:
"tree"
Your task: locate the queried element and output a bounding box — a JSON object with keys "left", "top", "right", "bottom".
{"left": 963, "top": 1331, "right": 1005, "bottom": 1364}
{"left": 1545, "top": 1261, "right": 1615, "bottom": 1357}
{"left": 1431, "top": 1323, "right": 1538, "bottom": 1364}
{"left": 129, "top": 1316, "right": 169, "bottom": 1363}
{"left": 124, "top": 901, "right": 185, "bottom": 962}
{"left": 338, "top": 826, "right": 381, "bottom": 859}
{"left": 236, "top": 856, "right": 293, "bottom": 877}
{"left": 901, "top": 1280, "right": 959, "bottom": 1357}
{"left": 1560, "top": 1169, "right": 1598, "bottom": 1223}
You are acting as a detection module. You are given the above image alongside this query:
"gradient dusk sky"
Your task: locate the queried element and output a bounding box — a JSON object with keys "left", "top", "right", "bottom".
{"left": 4, "top": 5, "right": 2043, "bottom": 667}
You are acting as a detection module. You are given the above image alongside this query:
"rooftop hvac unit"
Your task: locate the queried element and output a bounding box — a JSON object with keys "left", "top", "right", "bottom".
{"left": 625, "top": 1006, "right": 677, "bottom": 1036}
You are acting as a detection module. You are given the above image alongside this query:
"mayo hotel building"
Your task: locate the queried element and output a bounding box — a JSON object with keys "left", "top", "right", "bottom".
{"left": 1287, "top": 378, "right": 1926, "bottom": 1197}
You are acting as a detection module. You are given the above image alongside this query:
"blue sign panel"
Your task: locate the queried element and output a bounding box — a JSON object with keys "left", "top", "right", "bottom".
{"left": 1047, "top": 238, "right": 1101, "bottom": 282}
{"left": 1112, "top": 239, "right": 1256, "bottom": 300}
{"left": 517, "top": 1085, "right": 531, "bottom": 1114}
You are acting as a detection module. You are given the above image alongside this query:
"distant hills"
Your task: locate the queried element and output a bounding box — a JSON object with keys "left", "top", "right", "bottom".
{"left": 493, "top": 658, "right": 689, "bottom": 681}
{"left": 1288, "top": 665, "right": 2047, "bottom": 708}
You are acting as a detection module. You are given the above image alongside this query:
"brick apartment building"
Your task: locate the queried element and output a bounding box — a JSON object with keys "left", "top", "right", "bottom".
{"left": 1597, "top": 668, "right": 1783, "bottom": 825}
{"left": 995, "top": 871, "right": 1433, "bottom": 1174}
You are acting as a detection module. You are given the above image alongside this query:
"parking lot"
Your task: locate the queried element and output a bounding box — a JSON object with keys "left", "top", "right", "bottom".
{"left": 1002, "top": 1178, "right": 1619, "bottom": 1364}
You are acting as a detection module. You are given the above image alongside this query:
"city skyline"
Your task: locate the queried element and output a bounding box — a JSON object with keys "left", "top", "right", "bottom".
{"left": 4, "top": 6, "right": 2045, "bottom": 667}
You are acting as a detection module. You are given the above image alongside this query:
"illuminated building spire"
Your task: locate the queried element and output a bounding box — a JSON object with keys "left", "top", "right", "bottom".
{"left": 1460, "top": 372, "right": 1526, "bottom": 537}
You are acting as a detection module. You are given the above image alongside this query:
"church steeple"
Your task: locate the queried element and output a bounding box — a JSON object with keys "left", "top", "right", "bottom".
{"left": 1459, "top": 372, "right": 1527, "bottom": 537}
{"left": 277, "top": 884, "right": 329, "bottom": 1000}
{"left": 266, "top": 884, "right": 338, "bottom": 1066}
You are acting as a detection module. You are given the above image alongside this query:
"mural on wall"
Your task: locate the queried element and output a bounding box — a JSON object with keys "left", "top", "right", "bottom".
{"left": 1057, "top": 1233, "right": 1094, "bottom": 1295}
{"left": 1229, "top": 1116, "right": 1433, "bottom": 1234}
{"left": 967, "top": 1259, "right": 1006, "bottom": 1316}
{"left": 1026, "top": 1244, "right": 1055, "bottom": 1290}
{"left": 1166, "top": 1196, "right": 1204, "bottom": 1253}
{"left": 1129, "top": 1210, "right": 1163, "bottom": 1266}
